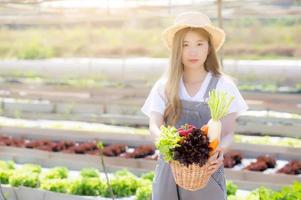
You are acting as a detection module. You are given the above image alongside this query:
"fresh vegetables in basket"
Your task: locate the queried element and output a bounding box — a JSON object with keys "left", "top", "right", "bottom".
{"left": 155, "top": 89, "right": 234, "bottom": 191}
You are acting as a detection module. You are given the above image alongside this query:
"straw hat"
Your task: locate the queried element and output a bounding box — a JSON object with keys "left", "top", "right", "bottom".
{"left": 162, "top": 11, "right": 225, "bottom": 52}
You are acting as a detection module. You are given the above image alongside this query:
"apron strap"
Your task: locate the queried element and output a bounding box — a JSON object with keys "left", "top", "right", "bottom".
{"left": 203, "top": 75, "right": 219, "bottom": 100}
{"left": 176, "top": 184, "right": 181, "bottom": 200}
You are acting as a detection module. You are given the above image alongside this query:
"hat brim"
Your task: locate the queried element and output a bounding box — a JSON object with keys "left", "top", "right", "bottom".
{"left": 162, "top": 24, "right": 225, "bottom": 52}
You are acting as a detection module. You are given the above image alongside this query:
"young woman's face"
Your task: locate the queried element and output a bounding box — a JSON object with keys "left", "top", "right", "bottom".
{"left": 181, "top": 30, "right": 209, "bottom": 70}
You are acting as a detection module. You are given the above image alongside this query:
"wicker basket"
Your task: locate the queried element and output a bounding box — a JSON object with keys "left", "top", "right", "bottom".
{"left": 170, "top": 153, "right": 219, "bottom": 191}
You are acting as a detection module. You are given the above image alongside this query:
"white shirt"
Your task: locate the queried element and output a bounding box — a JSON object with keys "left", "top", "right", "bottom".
{"left": 141, "top": 72, "right": 249, "bottom": 118}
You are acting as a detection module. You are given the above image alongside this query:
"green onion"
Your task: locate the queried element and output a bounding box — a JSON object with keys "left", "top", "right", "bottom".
{"left": 208, "top": 90, "right": 235, "bottom": 121}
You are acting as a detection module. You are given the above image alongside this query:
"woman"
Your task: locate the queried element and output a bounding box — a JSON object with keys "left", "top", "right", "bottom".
{"left": 141, "top": 11, "right": 248, "bottom": 200}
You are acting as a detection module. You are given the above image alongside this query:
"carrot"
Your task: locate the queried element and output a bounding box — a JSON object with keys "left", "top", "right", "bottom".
{"left": 209, "top": 139, "right": 219, "bottom": 154}
{"left": 201, "top": 124, "right": 208, "bottom": 135}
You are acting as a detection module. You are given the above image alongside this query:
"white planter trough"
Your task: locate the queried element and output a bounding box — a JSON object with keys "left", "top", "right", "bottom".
{"left": 0, "top": 185, "right": 17, "bottom": 200}
{"left": 16, "top": 186, "right": 46, "bottom": 200}
{"left": 3, "top": 101, "right": 54, "bottom": 114}
{"left": 44, "top": 190, "right": 135, "bottom": 200}
{"left": 4, "top": 185, "right": 136, "bottom": 200}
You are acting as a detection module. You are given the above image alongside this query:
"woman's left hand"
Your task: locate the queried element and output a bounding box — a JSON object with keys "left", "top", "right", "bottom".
{"left": 206, "top": 147, "right": 224, "bottom": 176}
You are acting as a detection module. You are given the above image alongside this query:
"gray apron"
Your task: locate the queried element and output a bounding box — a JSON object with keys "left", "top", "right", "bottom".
{"left": 152, "top": 76, "right": 227, "bottom": 200}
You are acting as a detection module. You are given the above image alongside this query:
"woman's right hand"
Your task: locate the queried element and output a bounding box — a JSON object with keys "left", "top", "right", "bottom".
{"left": 206, "top": 147, "right": 224, "bottom": 176}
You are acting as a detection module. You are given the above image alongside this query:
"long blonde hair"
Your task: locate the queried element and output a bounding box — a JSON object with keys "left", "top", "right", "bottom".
{"left": 163, "top": 27, "right": 223, "bottom": 126}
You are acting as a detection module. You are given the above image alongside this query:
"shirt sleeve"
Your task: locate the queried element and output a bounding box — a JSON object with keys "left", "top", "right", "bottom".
{"left": 216, "top": 76, "right": 249, "bottom": 117}
{"left": 141, "top": 79, "right": 167, "bottom": 118}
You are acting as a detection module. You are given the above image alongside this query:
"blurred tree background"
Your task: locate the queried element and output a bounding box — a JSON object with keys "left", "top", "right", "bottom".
{"left": 0, "top": 0, "right": 300, "bottom": 60}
